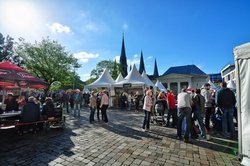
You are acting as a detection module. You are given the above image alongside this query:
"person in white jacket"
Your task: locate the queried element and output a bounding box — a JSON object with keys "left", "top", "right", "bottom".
{"left": 142, "top": 90, "right": 153, "bottom": 131}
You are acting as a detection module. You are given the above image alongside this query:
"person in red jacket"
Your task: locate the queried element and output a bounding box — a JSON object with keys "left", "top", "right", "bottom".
{"left": 166, "top": 90, "right": 177, "bottom": 128}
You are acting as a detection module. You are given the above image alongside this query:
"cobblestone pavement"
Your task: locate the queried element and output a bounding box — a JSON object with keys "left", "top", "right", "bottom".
{"left": 0, "top": 108, "right": 241, "bottom": 166}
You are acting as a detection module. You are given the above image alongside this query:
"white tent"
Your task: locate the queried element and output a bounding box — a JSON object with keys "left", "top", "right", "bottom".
{"left": 234, "top": 42, "right": 250, "bottom": 165}
{"left": 115, "top": 64, "right": 146, "bottom": 86}
{"left": 115, "top": 73, "right": 124, "bottom": 82}
{"left": 141, "top": 71, "right": 155, "bottom": 87}
{"left": 227, "top": 80, "right": 236, "bottom": 90}
{"left": 85, "top": 68, "right": 115, "bottom": 88}
{"left": 155, "top": 80, "right": 166, "bottom": 91}
{"left": 208, "top": 80, "right": 218, "bottom": 90}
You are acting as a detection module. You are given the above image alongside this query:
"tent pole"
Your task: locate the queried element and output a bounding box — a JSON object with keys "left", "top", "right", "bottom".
{"left": 235, "top": 59, "right": 242, "bottom": 156}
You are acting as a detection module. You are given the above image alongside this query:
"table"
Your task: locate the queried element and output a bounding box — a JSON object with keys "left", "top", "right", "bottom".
{"left": 0, "top": 111, "right": 21, "bottom": 119}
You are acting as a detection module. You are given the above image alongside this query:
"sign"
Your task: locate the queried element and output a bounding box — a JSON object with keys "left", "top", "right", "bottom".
{"left": 123, "top": 83, "right": 132, "bottom": 88}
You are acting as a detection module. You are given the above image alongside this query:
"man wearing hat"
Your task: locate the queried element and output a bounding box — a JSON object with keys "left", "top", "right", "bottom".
{"left": 4, "top": 92, "right": 19, "bottom": 112}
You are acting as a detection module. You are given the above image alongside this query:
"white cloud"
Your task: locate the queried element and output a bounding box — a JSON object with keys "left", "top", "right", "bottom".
{"left": 47, "top": 22, "right": 71, "bottom": 34}
{"left": 74, "top": 51, "right": 99, "bottom": 63}
{"left": 79, "top": 73, "right": 90, "bottom": 81}
{"left": 147, "top": 56, "right": 153, "bottom": 60}
{"left": 134, "top": 54, "right": 138, "bottom": 58}
{"left": 122, "top": 23, "right": 128, "bottom": 31}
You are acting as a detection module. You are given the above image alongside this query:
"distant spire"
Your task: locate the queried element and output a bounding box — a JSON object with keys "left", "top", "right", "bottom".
{"left": 153, "top": 58, "right": 159, "bottom": 77}
{"left": 119, "top": 34, "right": 128, "bottom": 77}
{"left": 139, "top": 51, "right": 145, "bottom": 74}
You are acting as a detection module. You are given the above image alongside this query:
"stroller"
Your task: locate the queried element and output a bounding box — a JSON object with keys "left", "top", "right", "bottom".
{"left": 153, "top": 100, "right": 167, "bottom": 126}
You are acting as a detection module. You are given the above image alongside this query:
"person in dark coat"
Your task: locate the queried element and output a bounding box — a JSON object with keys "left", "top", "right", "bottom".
{"left": 216, "top": 82, "right": 236, "bottom": 138}
{"left": 19, "top": 96, "right": 41, "bottom": 134}
{"left": 41, "top": 97, "right": 55, "bottom": 120}
{"left": 20, "top": 96, "right": 40, "bottom": 123}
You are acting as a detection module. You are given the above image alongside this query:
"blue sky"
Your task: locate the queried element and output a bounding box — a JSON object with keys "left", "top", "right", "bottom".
{"left": 1, "top": 0, "right": 250, "bottom": 81}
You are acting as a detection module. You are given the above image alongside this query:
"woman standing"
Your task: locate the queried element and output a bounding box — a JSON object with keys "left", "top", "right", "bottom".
{"left": 142, "top": 90, "right": 153, "bottom": 131}
{"left": 89, "top": 91, "right": 97, "bottom": 123}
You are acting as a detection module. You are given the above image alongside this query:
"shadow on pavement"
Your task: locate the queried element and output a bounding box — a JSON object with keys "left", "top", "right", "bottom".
{"left": 100, "top": 121, "right": 161, "bottom": 140}
{"left": 0, "top": 124, "right": 77, "bottom": 165}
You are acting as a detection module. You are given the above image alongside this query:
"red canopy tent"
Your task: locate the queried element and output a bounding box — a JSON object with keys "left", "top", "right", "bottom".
{"left": 0, "top": 61, "right": 48, "bottom": 89}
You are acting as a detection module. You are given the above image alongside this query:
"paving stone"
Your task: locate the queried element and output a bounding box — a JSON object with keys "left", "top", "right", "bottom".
{"left": 0, "top": 108, "right": 241, "bottom": 166}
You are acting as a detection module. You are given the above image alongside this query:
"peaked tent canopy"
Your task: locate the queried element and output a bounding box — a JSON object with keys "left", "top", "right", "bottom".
{"left": 208, "top": 80, "right": 218, "bottom": 90}
{"left": 0, "top": 61, "right": 48, "bottom": 89}
{"left": 141, "top": 71, "right": 155, "bottom": 87}
{"left": 227, "top": 80, "right": 236, "bottom": 90}
{"left": 115, "top": 73, "right": 124, "bottom": 82}
{"left": 115, "top": 64, "right": 146, "bottom": 86}
{"left": 155, "top": 80, "right": 166, "bottom": 91}
{"left": 86, "top": 68, "right": 115, "bottom": 88}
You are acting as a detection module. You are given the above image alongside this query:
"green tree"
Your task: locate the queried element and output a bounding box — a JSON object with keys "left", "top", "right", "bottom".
{"left": 0, "top": 33, "right": 15, "bottom": 62}
{"left": 15, "top": 37, "right": 81, "bottom": 91}
{"left": 90, "top": 60, "right": 117, "bottom": 78}
{"left": 112, "top": 59, "right": 119, "bottom": 79}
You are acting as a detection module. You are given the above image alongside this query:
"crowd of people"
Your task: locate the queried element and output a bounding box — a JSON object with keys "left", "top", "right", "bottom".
{"left": 139, "top": 81, "right": 237, "bottom": 142}
{"left": 1, "top": 81, "right": 237, "bottom": 141}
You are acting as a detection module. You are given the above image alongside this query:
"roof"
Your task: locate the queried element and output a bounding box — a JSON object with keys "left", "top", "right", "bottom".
{"left": 115, "top": 73, "right": 124, "bottom": 82}
{"left": 234, "top": 42, "right": 250, "bottom": 60}
{"left": 155, "top": 80, "right": 166, "bottom": 91}
{"left": 115, "top": 64, "right": 145, "bottom": 86}
{"left": 141, "top": 71, "right": 155, "bottom": 87}
{"left": 162, "top": 65, "right": 206, "bottom": 76}
{"left": 86, "top": 68, "right": 115, "bottom": 88}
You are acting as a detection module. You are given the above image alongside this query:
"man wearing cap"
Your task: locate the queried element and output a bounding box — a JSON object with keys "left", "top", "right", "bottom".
{"left": 201, "top": 83, "right": 212, "bottom": 131}
{"left": 4, "top": 93, "right": 19, "bottom": 112}
{"left": 177, "top": 88, "right": 192, "bottom": 142}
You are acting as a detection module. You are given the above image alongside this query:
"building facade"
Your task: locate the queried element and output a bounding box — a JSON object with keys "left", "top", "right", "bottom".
{"left": 158, "top": 65, "right": 209, "bottom": 93}
{"left": 221, "top": 64, "right": 235, "bottom": 83}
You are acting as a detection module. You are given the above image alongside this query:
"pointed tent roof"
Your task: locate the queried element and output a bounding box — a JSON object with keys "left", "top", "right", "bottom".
{"left": 227, "top": 80, "right": 236, "bottom": 90}
{"left": 115, "top": 64, "right": 146, "bottom": 86}
{"left": 115, "top": 73, "right": 124, "bottom": 82}
{"left": 119, "top": 34, "right": 128, "bottom": 77}
{"left": 153, "top": 58, "right": 159, "bottom": 77}
{"left": 141, "top": 71, "right": 155, "bottom": 87}
{"left": 155, "top": 80, "right": 166, "bottom": 91}
{"left": 139, "top": 51, "right": 145, "bottom": 74}
{"left": 86, "top": 68, "right": 115, "bottom": 88}
{"left": 208, "top": 80, "right": 217, "bottom": 90}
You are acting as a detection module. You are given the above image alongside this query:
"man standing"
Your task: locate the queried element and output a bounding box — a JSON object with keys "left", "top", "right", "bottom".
{"left": 201, "top": 83, "right": 212, "bottom": 131}
{"left": 177, "top": 88, "right": 192, "bottom": 142}
{"left": 216, "top": 82, "right": 236, "bottom": 138}
{"left": 74, "top": 89, "right": 83, "bottom": 117}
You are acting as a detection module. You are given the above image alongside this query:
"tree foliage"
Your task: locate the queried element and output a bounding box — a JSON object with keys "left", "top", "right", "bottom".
{"left": 0, "top": 33, "right": 14, "bottom": 61}
{"left": 112, "top": 59, "right": 119, "bottom": 79}
{"left": 15, "top": 37, "right": 81, "bottom": 89}
{"left": 90, "top": 60, "right": 120, "bottom": 79}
